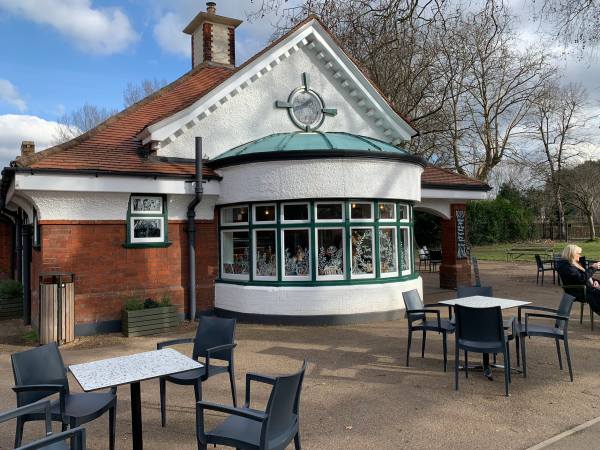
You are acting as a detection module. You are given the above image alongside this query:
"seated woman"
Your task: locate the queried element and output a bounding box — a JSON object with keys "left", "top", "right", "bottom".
{"left": 556, "top": 244, "right": 600, "bottom": 314}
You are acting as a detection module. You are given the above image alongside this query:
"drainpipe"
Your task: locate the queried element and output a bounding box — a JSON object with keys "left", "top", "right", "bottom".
{"left": 21, "top": 224, "right": 31, "bottom": 325}
{"left": 186, "top": 137, "right": 204, "bottom": 321}
{"left": 1, "top": 208, "right": 18, "bottom": 280}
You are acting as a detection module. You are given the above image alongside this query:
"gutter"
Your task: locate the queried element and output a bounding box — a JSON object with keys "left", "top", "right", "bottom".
{"left": 186, "top": 137, "right": 204, "bottom": 321}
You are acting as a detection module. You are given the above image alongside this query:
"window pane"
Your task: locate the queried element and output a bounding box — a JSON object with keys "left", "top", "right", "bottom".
{"left": 283, "top": 230, "right": 310, "bottom": 277}
{"left": 133, "top": 218, "right": 162, "bottom": 238}
{"left": 132, "top": 196, "right": 162, "bottom": 213}
{"left": 283, "top": 204, "right": 308, "bottom": 221}
{"left": 398, "top": 205, "right": 409, "bottom": 221}
{"left": 316, "top": 203, "right": 343, "bottom": 221}
{"left": 400, "top": 228, "right": 411, "bottom": 271}
{"left": 379, "top": 228, "right": 397, "bottom": 274}
{"left": 222, "top": 206, "right": 248, "bottom": 224}
{"left": 317, "top": 229, "right": 344, "bottom": 276}
{"left": 255, "top": 230, "right": 276, "bottom": 277}
{"left": 255, "top": 205, "right": 275, "bottom": 222}
{"left": 378, "top": 203, "right": 395, "bottom": 220}
{"left": 350, "top": 202, "right": 372, "bottom": 220}
{"left": 222, "top": 231, "right": 249, "bottom": 275}
{"left": 351, "top": 229, "right": 374, "bottom": 275}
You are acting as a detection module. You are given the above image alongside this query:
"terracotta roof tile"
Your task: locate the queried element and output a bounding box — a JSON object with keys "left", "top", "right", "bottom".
{"left": 422, "top": 166, "right": 490, "bottom": 190}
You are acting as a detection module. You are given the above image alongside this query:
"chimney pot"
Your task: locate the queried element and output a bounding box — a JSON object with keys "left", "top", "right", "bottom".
{"left": 206, "top": 2, "right": 216, "bottom": 14}
{"left": 21, "top": 141, "right": 35, "bottom": 157}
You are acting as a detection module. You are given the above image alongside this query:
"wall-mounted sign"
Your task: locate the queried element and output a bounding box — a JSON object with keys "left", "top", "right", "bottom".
{"left": 456, "top": 209, "right": 468, "bottom": 259}
{"left": 275, "top": 73, "right": 337, "bottom": 131}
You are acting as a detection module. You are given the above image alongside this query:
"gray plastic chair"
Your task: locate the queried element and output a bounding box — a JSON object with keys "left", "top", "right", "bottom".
{"left": 403, "top": 289, "right": 454, "bottom": 371}
{"left": 196, "top": 360, "right": 307, "bottom": 450}
{"left": 11, "top": 342, "right": 116, "bottom": 450}
{"left": 454, "top": 305, "right": 512, "bottom": 396}
{"left": 157, "top": 315, "right": 237, "bottom": 427}
{"left": 0, "top": 400, "right": 86, "bottom": 449}
{"left": 517, "top": 293, "right": 575, "bottom": 381}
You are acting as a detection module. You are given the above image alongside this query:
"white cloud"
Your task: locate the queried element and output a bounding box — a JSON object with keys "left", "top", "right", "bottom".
{"left": 0, "top": 114, "right": 59, "bottom": 168}
{"left": 153, "top": 11, "right": 189, "bottom": 57}
{"left": 0, "top": 0, "right": 138, "bottom": 54}
{"left": 0, "top": 79, "right": 27, "bottom": 112}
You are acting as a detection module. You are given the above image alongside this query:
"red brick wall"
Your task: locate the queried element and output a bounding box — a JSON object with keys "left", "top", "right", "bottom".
{"left": 439, "top": 204, "right": 471, "bottom": 289}
{"left": 31, "top": 219, "right": 218, "bottom": 327}
{"left": 0, "top": 220, "right": 12, "bottom": 280}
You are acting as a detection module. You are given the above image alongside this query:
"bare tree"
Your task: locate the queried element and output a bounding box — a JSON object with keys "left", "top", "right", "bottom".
{"left": 53, "top": 103, "right": 116, "bottom": 144}
{"left": 531, "top": 0, "right": 600, "bottom": 52}
{"left": 526, "top": 81, "right": 589, "bottom": 239}
{"left": 561, "top": 160, "right": 600, "bottom": 240}
{"left": 457, "top": 2, "right": 553, "bottom": 181}
{"left": 123, "top": 78, "right": 167, "bottom": 107}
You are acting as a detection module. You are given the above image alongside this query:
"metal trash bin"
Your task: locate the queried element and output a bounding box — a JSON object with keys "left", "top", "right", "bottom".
{"left": 39, "top": 273, "right": 75, "bottom": 345}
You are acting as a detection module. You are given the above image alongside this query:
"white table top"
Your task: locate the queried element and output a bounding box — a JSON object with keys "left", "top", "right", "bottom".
{"left": 439, "top": 295, "right": 530, "bottom": 310}
{"left": 69, "top": 348, "right": 202, "bottom": 392}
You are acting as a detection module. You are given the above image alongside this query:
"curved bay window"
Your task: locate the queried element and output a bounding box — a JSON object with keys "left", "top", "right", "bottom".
{"left": 218, "top": 200, "right": 414, "bottom": 284}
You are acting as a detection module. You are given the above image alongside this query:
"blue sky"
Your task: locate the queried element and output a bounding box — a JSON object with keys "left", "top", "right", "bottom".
{"left": 0, "top": 0, "right": 300, "bottom": 166}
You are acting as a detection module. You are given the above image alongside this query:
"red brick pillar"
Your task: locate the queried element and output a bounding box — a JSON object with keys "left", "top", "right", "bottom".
{"left": 439, "top": 204, "right": 471, "bottom": 289}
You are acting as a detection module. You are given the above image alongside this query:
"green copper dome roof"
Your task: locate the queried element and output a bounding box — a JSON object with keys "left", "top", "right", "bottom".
{"left": 208, "top": 132, "right": 424, "bottom": 168}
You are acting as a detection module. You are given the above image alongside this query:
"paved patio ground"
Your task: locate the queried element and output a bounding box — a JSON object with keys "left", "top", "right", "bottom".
{"left": 2, "top": 261, "right": 600, "bottom": 450}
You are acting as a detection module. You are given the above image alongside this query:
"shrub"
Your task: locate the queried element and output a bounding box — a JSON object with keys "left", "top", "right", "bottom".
{"left": 159, "top": 295, "right": 172, "bottom": 307}
{"left": 124, "top": 298, "right": 144, "bottom": 311}
{"left": 143, "top": 298, "right": 160, "bottom": 309}
{"left": 0, "top": 280, "right": 23, "bottom": 299}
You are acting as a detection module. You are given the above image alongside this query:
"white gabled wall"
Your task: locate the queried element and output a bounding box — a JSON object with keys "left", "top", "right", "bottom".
{"left": 216, "top": 158, "right": 422, "bottom": 204}
{"left": 159, "top": 44, "right": 405, "bottom": 160}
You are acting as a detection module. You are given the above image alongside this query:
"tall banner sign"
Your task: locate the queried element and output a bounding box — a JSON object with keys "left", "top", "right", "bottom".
{"left": 456, "top": 209, "right": 468, "bottom": 259}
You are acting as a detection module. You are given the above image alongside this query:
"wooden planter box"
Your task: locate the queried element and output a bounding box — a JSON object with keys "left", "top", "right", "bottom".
{"left": 122, "top": 306, "right": 179, "bottom": 337}
{"left": 0, "top": 295, "right": 22, "bottom": 320}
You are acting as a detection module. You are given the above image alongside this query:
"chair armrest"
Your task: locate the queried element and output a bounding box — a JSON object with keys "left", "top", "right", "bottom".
{"left": 518, "top": 305, "right": 557, "bottom": 321}
{"left": 17, "top": 426, "right": 86, "bottom": 450}
{"left": 196, "top": 401, "right": 267, "bottom": 422}
{"left": 524, "top": 312, "right": 569, "bottom": 334}
{"left": 12, "top": 384, "right": 67, "bottom": 393}
{"left": 245, "top": 372, "right": 277, "bottom": 407}
{"left": 426, "top": 303, "right": 453, "bottom": 320}
{"left": 0, "top": 400, "right": 52, "bottom": 434}
{"left": 157, "top": 338, "right": 194, "bottom": 350}
{"left": 407, "top": 309, "right": 441, "bottom": 330}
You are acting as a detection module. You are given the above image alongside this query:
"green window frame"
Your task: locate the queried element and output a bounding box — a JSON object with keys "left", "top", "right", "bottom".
{"left": 125, "top": 194, "right": 170, "bottom": 248}
{"left": 218, "top": 199, "right": 415, "bottom": 286}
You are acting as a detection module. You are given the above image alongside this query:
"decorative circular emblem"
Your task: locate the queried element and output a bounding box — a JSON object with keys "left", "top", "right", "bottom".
{"left": 290, "top": 88, "right": 324, "bottom": 130}
{"left": 276, "top": 73, "right": 337, "bottom": 132}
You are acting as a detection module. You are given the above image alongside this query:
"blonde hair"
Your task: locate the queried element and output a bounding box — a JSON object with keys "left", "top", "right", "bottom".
{"left": 562, "top": 244, "right": 582, "bottom": 263}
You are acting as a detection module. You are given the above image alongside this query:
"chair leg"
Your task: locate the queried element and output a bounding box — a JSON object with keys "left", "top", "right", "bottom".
{"left": 503, "top": 348, "right": 510, "bottom": 397}
{"left": 464, "top": 351, "right": 469, "bottom": 379}
{"left": 521, "top": 335, "right": 528, "bottom": 378}
{"left": 194, "top": 379, "right": 203, "bottom": 402}
{"left": 591, "top": 305, "right": 594, "bottom": 331}
{"left": 454, "top": 344, "right": 459, "bottom": 391}
{"left": 493, "top": 353, "right": 497, "bottom": 365}
{"left": 564, "top": 337, "right": 574, "bottom": 382}
{"left": 421, "top": 330, "right": 427, "bottom": 358}
{"left": 14, "top": 416, "right": 24, "bottom": 448}
{"left": 109, "top": 404, "right": 116, "bottom": 450}
{"left": 515, "top": 335, "right": 521, "bottom": 367}
{"left": 406, "top": 329, "right": 412, "bottom": 367}
{"left": 506, "top": 341, "right": 511, "bottom": 384}
{"left": 580, "top": 302, "right": 584, "bottom": 324}
{"left": 294, "top": 431, "right": 302, "bottom": 450}
{"left": 229, "top": 365, "right": 238, "bottom": 407}
{"left": 537, "top": 271, "right": 539, "bottom": 285}
{"left": 159, "top": 377, "right": 167, "bottom": 427}
{"left": 442, "top": 332, "right": 448, "bottom": 372}
{"left": 555, "top": 338, "right": 563, "bottom": 370}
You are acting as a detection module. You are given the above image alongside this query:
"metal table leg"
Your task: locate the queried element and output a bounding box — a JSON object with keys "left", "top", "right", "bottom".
{"left": 131, "top": 381, "right": 143, "bottom": 450}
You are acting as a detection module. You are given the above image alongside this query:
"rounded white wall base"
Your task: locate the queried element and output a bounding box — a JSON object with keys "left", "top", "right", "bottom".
{"left": 215, "top": 277, "right": 423, "bottom": 318}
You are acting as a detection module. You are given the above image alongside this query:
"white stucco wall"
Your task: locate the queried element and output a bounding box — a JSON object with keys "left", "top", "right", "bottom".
{"left": 23, "top": 191, "right": 216, "bottom": 221}
{"left": 160, "top": 46, "right": 398, "bottom": 160}
{"left": 216, "top": 158, "right": 422, "bottom": 204}
{"left": 215, "top": 277, "right": 422, "bottom": 316}
{"left": 192, "top": 29, "right": 204, "bottom": 68}
{"left": 212, "top": 24, "right": 230, "bottom": 65}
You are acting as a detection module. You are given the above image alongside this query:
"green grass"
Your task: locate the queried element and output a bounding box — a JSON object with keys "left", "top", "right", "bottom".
{"left": 21, "top": 328, "right": 38, "bottom": 344}
{"left": 472, "top": 240, "right": 600, "bottom": 262}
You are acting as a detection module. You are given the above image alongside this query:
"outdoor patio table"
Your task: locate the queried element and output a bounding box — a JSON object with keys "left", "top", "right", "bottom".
{"left": 439, "top": 295, "right": 531, "bottom": 374}
{"left": 69, "top": 348, "right": 202, "bottom": 450}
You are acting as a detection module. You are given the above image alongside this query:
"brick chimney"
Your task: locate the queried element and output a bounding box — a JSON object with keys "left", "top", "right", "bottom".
{"left": 20, "top": 141, "right": 35, "bottom": 157}
{"left": 183, "top": 2, "right": 242, "bottom": 68}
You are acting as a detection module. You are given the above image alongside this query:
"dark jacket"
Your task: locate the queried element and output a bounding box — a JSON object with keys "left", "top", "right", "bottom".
{"left": 556, "top": 259, "right": 596, "bottom": 286}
